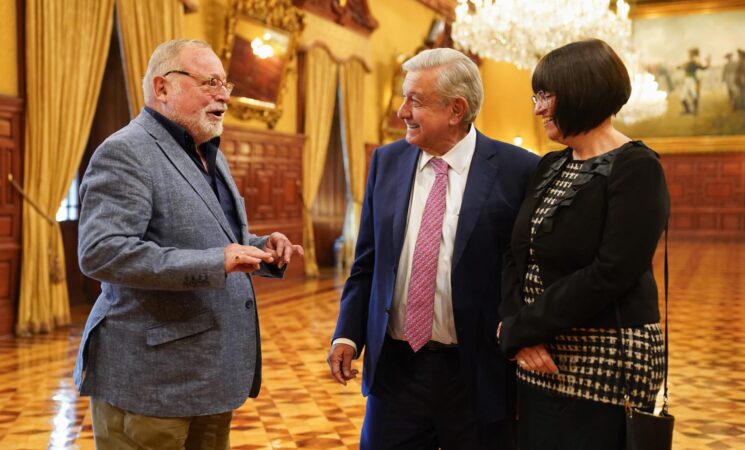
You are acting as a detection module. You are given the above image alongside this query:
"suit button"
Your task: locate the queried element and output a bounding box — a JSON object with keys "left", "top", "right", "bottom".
{"left": 245, "top": 299, "right": 254, "bottom": 309}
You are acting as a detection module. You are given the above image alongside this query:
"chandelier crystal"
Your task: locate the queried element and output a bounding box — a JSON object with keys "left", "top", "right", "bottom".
{"left": 616, "top": 54, "right": 669, "bottom": 124}
{"left": 452, "top": 0, "right": 667, "bottom": 124}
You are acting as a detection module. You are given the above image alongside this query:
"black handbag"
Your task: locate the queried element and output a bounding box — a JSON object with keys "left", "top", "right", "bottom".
{"left": 616, "top": 225, "right": 674, "bottom": 450}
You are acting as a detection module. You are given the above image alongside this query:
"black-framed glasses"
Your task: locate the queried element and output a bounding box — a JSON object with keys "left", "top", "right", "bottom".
{"left": 531, "top": 90, "right": 554, "bottom": 108}
{"left": 163, "top": 70, "right": 235, "bottom": 95}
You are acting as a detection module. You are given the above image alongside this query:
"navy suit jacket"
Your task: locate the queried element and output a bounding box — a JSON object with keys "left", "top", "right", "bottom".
{"left": 332, "top": 130, "right": 538, "bottom": 422}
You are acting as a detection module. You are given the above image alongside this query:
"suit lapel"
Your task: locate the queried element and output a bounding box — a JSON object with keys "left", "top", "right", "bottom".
{"left": 391, "top": 145, "right": 420, "bottom": 262}
{"left": 452, "top": 131, "right": 500, "bottom": 269}
{"left": 134, "top": 111, "right": 237, "bottom": 242}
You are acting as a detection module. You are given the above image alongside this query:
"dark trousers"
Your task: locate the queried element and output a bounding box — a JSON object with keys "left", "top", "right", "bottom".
{"left": 361, "top": 337, "right": 516, "bottom": 450}
{"left": 518, "top": 382, "right": 626, "bottom": 450}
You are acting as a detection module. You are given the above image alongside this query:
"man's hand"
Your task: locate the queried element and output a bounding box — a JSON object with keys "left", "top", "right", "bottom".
{"left": 327, "top": 343, "right": 358, "bottom": 385}
{"left": 224, "top": 244, "right": 274, "bottom": 274}
{"left": 264, "top": 232, "right": 304, "bottom": 269}
{"left": 515, "top": 344, "right": 559, "bottom": 374}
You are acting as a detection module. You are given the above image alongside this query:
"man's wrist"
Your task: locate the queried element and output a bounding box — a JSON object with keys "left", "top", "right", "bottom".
{"left": 332, "top": 338, "right": 358, "bottom": 358}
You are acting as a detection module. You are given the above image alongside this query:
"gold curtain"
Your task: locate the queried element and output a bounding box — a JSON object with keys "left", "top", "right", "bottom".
{"left": 302, "top": 46, "right": 338, "bottom": 277}
{"left": 116, "top": 0, "right": 184, "bottom": 116}
{"left": 17, "top": 0, "right": 115, "bottom": 336}
{"left": 339, "top": 59, "right": 367, "bottom": 269}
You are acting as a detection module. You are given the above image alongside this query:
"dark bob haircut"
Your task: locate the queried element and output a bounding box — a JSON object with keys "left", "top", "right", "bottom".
{"left": 532, "top": 39, "right": 631, "bottom": 137}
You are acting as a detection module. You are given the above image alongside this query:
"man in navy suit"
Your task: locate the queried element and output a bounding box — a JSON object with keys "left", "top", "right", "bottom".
{"left": 326, "top": 48, "right": 539, "bottom": 449}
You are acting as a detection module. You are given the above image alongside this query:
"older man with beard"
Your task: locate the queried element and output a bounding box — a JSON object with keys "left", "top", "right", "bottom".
{"left": 73, "top": 39, "right": 302, "bottom": 449}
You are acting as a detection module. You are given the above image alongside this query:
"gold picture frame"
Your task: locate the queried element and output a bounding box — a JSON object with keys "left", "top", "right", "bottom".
{"left": 620, "top": 0, "right": 745, "bottom": 153}
{"left": 222, "top": 0, "right": 304, "bottom": 128}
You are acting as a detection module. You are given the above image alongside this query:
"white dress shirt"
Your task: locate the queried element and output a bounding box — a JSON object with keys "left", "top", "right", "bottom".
{"left": 333, "top": 127, "right": 477, "bottom": 354}
{"left": 388, "top": 126, "right": 476, "bottom": 344}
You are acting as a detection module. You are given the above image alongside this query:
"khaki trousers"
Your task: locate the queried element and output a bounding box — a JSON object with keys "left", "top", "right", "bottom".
{"left": 90, "top": 398, "right": 232, "bottom": 450}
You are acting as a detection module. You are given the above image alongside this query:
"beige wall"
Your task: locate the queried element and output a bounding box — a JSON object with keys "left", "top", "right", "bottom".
{"left": 0, "top": 0, "right": 18, "bottom": 96}
{"left": 479, "top": 60, "right": 546, "bottom": 154}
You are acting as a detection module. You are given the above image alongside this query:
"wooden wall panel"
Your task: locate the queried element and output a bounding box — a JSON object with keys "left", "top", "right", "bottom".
{"left": 0, "top": 95, "right": 23, "bottom": 336}
{"left": 660, "top": 152, "right": 745, "bottom": 240}
{"left": 221, "top": 126, "right": 306, "bottom": 277}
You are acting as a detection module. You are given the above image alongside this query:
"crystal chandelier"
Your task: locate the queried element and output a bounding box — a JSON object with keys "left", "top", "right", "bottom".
{"left": 452, "top": 0, "right": 667, "bottom": 124}
{"left": 453, "top": 0, "right": 633, "bottom": 70}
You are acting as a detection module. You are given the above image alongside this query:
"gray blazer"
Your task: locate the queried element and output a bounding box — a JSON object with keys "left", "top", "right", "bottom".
{"left": 73, "top": 110, "right": 281, "bottom": 417}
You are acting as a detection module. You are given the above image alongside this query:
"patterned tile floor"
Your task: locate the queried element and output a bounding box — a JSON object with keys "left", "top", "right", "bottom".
{"left": 0, "top": 240, "right": 743, "bottom": 449}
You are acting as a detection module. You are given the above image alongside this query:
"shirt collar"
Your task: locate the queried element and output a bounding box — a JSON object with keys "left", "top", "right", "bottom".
{"left": 418, "top": 125, "right": 476, "bottom": 175}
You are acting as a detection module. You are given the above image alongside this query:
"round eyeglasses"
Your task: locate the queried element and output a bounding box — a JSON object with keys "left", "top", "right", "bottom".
{"left": 531, "top": 91, "right": 554, "bottom": 108}
{"left": 163, "top": 70, "right": 235, "bottom": 95}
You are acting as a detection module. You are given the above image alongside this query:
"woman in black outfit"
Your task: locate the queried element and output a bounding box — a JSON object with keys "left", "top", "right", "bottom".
{"left": 497, "top": 39, "right": 670, "bottom": 450}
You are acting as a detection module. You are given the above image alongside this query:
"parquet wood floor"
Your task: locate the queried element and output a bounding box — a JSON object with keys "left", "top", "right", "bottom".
{"left": 0, "top": 241, "right": 743, "bottom": 449}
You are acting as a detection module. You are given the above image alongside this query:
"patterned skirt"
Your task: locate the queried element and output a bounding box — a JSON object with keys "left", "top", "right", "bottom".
{"left": 517, "top": 323, "right": 665, "bottom": 410}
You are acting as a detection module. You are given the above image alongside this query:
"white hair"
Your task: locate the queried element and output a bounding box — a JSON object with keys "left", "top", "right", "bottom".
{"left": 402, "top": 48, "right": 483, "bottom": 123}
{"left": 142, "top": 39, "right": 212, "bottom": 104}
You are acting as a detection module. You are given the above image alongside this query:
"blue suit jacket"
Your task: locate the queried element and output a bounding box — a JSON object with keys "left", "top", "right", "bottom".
{"left": 332, "top": 130, "right": 539, "bottom": 422}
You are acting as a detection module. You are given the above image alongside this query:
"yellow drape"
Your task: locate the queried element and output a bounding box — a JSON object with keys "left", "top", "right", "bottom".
{"left": 17, "top": 0, "right": 114, "bottom": 336}
{"left": 302, "top": 46, "right": 338, "bottom": 277}
{"left": 116, "top": 0, "right": 184, "bottom": 116}
{"left": 339, "top": 59, "right": 366, "bottom": 270}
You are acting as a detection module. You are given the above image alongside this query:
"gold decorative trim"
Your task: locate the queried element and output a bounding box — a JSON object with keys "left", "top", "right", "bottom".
{"left": 641, "top": 135, "right": 745, "bottom": 154}
{"left": 222, "top": 0, "right": 304, "bottom": 128}
{"left": 631, "top": 0, "right": 745, "bottom": 18}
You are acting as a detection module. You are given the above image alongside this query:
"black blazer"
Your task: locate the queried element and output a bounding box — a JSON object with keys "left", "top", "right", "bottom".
{"left": 499, "top": 141, "right": 670, "bottom": 358}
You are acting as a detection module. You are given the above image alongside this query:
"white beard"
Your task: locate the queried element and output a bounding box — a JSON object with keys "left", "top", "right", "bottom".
{"left": 179, "top": 111, "right": 223, "bottom": 145}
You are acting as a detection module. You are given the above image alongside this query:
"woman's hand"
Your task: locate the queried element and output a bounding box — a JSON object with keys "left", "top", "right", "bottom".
{"left": 515, "top": 344, "right": 559, "bottom": 374}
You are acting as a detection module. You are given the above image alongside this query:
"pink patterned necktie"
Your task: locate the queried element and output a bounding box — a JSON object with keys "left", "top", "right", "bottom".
{"left": 404, "top": 157, "right": 449, "bottom": 352}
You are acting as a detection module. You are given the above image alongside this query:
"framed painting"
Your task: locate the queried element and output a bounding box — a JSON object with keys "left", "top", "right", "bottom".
{"left": 222, "top": 0, "right": 304, "bottom": 128}
{"left": 616, "top": 1, "right": 745, "bottom": 152}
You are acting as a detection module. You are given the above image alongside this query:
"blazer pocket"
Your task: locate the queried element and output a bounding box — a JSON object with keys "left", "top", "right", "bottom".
{"left": 145, "top": 309, "right": 216, "bottom": 346}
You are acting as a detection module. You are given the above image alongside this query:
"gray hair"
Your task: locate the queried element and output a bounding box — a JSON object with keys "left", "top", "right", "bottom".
{"left": 142, "top": 39, "right": 212, "bottom": 104}
{"left": 402, "top": 48, "right": 483, "bottom": 123}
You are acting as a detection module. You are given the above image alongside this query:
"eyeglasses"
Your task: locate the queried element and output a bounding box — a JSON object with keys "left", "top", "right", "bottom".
{"left": 163, "top": 70, "right": 235, "bottom": 95}
{"left": 531, "top": 91, "right": 554, "bottom": 108}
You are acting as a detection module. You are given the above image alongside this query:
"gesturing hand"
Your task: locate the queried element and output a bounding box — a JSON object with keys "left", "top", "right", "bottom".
{"left": 224, "top": 244, "right": 274, "bottom": 274}
{"left": 264, "top": 232, "right": 304, "bottom": 268}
